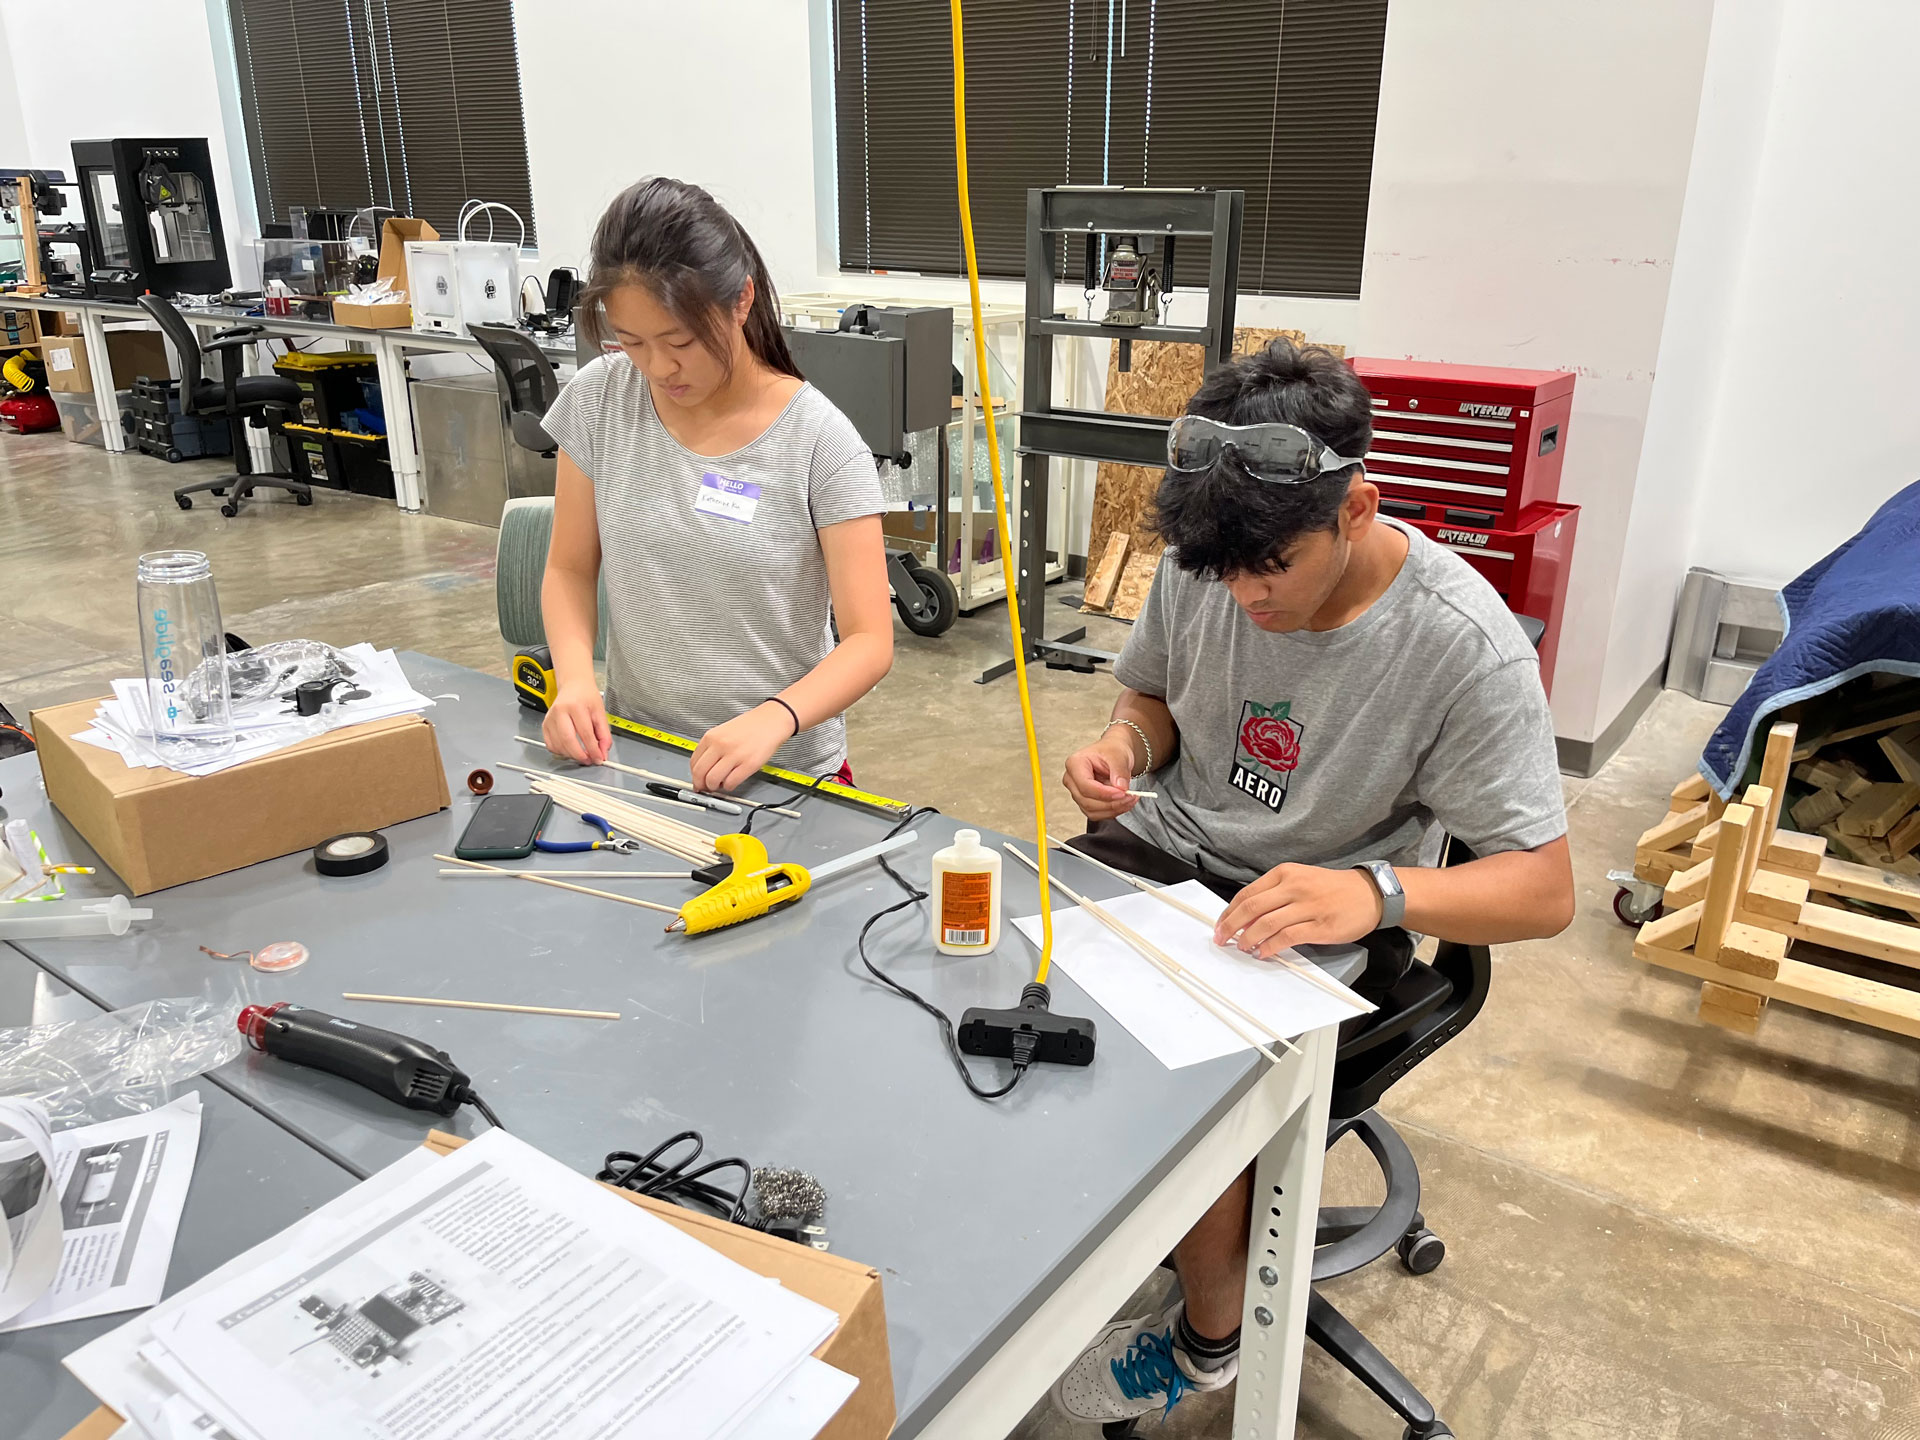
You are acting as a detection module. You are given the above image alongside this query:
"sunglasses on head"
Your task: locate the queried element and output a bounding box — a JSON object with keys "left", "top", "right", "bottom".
{"left": 1165, "top": 415, "right": 1367, "bottom": 484}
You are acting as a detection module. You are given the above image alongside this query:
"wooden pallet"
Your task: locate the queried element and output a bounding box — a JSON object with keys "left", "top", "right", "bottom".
{"left": 1633, "top": 721, "right": 1920, "bottom": 1037}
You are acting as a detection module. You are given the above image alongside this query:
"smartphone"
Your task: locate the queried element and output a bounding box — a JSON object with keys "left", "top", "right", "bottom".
{"left": 455, "top": 793, "right": 553, "bottom": 860}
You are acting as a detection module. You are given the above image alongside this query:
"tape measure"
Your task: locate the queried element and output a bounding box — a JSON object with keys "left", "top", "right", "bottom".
{"left": 509, "top": 644, "right": 910, "bottom": 817}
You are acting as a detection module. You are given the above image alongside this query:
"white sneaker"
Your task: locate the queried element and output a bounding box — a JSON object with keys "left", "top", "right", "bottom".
{"left": 1051, "top": 1301, "right": 1239, "bottom": 1424}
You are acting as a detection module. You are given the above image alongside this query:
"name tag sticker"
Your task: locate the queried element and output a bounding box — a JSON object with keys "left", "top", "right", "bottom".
{"left": 694, "top": 471, "right": 760, "bottom": 524}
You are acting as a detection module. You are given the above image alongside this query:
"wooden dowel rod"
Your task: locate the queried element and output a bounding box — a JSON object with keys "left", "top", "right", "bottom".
{"left": 1044, "top": 835, "right": 1357, "bottom": 1004}
{"left": 433, "top": 853, "right": 681, "bottom": 912}
{"left": 511, "top": 736, "right": 804, "bottom": 818}
{"left": 1006, "top": 844, "right": 1299, "bottom": 1059}
{"left": 498, "top": 761, "right": 707, "bottom": 813}
{"left": 343, "top": 993, "right": 620, "bottom": 1021}
{"left": 438, "top": 869, "right": 690, "bottom": 879}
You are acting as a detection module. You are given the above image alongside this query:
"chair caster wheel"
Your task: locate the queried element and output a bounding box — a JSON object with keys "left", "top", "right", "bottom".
{"left": 295, "top": 492, "right": 313, "bottom": 506}
{"left": 211, "top": 487, "right": 226, "bottom": 496}
{"left": 1406, "top": 1424, "right": 1453, "bottom": 1440}
{"left": 175, "top": 496, "right": 192, "bottom": 510}
{"left": 1397, "top": 1227, "right": 1445, "bottom": 1275}
{"left": 219, "top": 503, "right": 238, "bottom": 518}
{"left": 1102, "top": 1422, "right": 1142, "bottom": 1439}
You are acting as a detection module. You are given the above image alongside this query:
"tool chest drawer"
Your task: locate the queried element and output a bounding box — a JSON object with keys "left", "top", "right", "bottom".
{"left": 1404, "top": 502, "right": 1580, "bottom": 698}
{"left": 1353, "top": 358, "right": 1575, "bottom": 531}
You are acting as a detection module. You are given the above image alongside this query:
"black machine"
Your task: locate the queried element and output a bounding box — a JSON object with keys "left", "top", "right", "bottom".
{"left": 72, "top": 138, "right": 230, "bottom": 301}
{"left": 784, "top": 305, "right": 961, "bottom": 637}
{"left": 0, "top": 169, "right": 95, "bottom": 297}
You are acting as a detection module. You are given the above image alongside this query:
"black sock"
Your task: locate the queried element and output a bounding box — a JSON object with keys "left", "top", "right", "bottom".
{"left": 1174, "top": 1309, "right": 1240, "bottom": 1372}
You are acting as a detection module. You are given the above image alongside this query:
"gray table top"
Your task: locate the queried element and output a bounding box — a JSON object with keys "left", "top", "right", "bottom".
{"left": 1, "top": 654, "right": 1357, "bottom": 1434}
{"left": 0, "top": 950, "right": 360, "bottom": 1440}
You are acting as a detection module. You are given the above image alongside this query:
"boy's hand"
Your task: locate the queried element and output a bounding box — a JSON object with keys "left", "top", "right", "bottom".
{"left": 1063, "top": 733, "right": 1140, "bottom": 820}
{"left": 1214, "top": 864, "right": 1384, "bottom": 958}
{"left": 691, "top": 702, "right": 794, "bottom": 793}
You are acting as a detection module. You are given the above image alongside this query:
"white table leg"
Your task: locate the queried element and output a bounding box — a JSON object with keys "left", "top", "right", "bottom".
{"left": 1233, "top": 1023, "right": 1336, "bottom": 1438}
{"left": 77, "top": 306, "right": 128, "bottom": 453}
{"left": 375, "top": 335, "right": 424, "bottom": 512}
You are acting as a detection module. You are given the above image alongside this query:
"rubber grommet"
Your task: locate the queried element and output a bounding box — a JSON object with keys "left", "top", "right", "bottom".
{"left": 467, "top": 768, "right": 495, "bottom": 796}
{"left": 314, "top": 831, "right": 389, "bottom": 877}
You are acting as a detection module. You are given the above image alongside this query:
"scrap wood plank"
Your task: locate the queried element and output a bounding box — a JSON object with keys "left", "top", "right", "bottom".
{"left": 1633, "top": 937, "right": 1920, "bottom": 1041}
{"left": 1082, "top": 530, "right": 1131, "bottom": 612}
{"left": 1771, "top": 902, "right": 1920, "bottom": 972}
{"left": 1698, "top": 997, "right": 1763, "bottom": 1036}
{"left": 1880, "top": 722, "right": 1920, "bottom": 785}
{"left": 1636, "top": 802, "right": 1711, "bottom": 864}
{"left": 1639, "top": 901, "right": 1701, "bottom": 952}
{"left": 1716, "top": 922, "right": 1788, "bottom": 979}
{"left": 1837, "top": 782, "right": 1920, "bottom": 839}
{"left": 1789, "top": 789, "right": 1847, "bottom": 831}
{"left": 1691, "top": 822, "right": 1825, "bottom": 873}
{"left": 1697, "top": 805, "right": 1753, "bottom": 963}
{"left": 1814, "top": 854, "right": 1920, "bottom": 911}
{"left": 1661, "top": 860, "right": 1806, "bottom": 920}
{"left": 1701, "top": 980, "right": 1767, "bottom": 1017}
{"left": 1889, "top": 809, "right": 1920, "bottom": 862}
{"left": 1111, "top": 550, "right": 1161, "bottom": 620}
{"left": 1671, "top": 773, "right": 1711, "bottom": 808}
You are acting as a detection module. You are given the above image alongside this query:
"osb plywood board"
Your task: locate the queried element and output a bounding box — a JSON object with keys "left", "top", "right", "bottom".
{"left": 1086, "top": 328, "right": 1346, "bottom": 618}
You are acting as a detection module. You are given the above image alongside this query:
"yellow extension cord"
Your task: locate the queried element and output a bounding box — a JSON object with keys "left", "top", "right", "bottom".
{"left": 949, "top": 0, "right": 1055, "bottom": 986}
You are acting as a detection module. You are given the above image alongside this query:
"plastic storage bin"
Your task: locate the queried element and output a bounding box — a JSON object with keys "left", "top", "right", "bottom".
{"left": 51, "top": 389, "right": 132, "bottom": 448}
{"left": 127, "top": 378, "right": 233, "bottom": 462}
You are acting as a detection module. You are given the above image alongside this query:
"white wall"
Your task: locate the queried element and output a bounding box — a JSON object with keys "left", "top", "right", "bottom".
{"left": 511, "top": 0, "right": 820, "bottom": 296}
{"left": 1356, "top": 0, "right": 1716, "bottom": 741}
{"left": 0, "top": 16, "right": 28, "bottom": 166}
{"left": 1671, "top": 0, "right": 1920, "bottom": 583}
{"left": 0, "top": 0, "right": 252, "bottom": 285}
{"left": 1597, "top": 0, "right": 1786, "bottom": 731}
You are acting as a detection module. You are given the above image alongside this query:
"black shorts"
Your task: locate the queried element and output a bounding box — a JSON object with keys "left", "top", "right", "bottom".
{"left": 1068, "top": 818, "right": 1414, "bottom": 1006}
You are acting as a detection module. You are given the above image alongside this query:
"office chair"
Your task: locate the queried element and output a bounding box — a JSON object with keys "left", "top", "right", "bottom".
{"left": 470, "top": 324, "right": 560, "bottom": 455}
{"left": 137, "top": 295, "right": 310, "bottom": 516}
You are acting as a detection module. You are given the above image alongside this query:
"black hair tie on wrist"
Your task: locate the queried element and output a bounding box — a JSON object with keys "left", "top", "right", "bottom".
{"left": 767, "top": 696, "right": 801, "bottom": 736}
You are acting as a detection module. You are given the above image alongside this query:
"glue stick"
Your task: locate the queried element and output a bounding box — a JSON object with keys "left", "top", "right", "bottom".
{"left": 931, "top": 829, "right": 1001, "bottom": 955}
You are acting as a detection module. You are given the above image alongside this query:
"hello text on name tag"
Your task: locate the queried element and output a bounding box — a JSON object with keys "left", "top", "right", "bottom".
{"left": 694, "top": 471, "right": 760, "bottom": 524}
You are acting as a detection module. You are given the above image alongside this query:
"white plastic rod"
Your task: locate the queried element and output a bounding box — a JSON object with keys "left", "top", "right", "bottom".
{"left": 0, "top": 895, "right": 152, "bottom": 939}
{"left": 808, "top": 830, "right": 919, "bottom": 882}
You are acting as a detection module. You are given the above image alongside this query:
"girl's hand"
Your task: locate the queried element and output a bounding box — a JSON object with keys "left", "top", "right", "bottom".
{"left": 543, "top": 682, "right": 611, "bottom": 765}
{"left": 691, "top": 703, "right": 795, "bottom": 792}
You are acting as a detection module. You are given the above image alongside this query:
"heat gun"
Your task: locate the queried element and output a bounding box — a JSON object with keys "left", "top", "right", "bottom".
{"left": 237, "top": 1002, "right": 504, "bottom": 1127}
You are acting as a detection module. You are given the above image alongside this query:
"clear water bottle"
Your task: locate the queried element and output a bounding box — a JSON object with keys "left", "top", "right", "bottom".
{"left": 135, "top": 551, "right": 235, "bottom": 760}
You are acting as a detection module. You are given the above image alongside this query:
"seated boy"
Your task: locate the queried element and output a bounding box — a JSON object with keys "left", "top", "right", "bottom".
{"left": 1051, "top": 339, "right": 1574, "bottom": 1424}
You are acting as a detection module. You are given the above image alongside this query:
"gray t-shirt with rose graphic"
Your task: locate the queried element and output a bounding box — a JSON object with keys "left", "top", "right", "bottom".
{"left": 1111, "top": 520, "right": 1566, "bottom": 884}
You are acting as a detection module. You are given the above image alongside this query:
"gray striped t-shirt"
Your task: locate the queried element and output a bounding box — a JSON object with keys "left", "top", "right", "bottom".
{"left": 542, "top": 354, "right": 884, "bottom": 774}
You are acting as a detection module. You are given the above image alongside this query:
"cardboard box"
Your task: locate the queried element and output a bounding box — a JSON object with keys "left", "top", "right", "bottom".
{"left": 334, "top": 216, "right": 439, "bottom": 329}
{"left": 39, "top": 330, "right": 172, "bottom": 394}
{"left": 0, "top": 304, "right": 38, "bottom": 346}
{"left": 40, "top": 308, "right": 82, "bottom": 337}
{"left": 58, "top": 1131, "right": 896, "bottom": 1440}
{"left": 29, "top": 702, "right": 451, "bottom": 894}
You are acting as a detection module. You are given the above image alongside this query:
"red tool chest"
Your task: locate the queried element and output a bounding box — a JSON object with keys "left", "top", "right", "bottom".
{"left": 1401, "top": 502, "right": 1580, "bottom": 697}
{"left": 1351, "top": 359, "right": 1575, "bottom": 531}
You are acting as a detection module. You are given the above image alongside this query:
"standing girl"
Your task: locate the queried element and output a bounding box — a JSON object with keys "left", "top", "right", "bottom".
{"left": 540, "top": 178, "right": 893, "bottom": 789}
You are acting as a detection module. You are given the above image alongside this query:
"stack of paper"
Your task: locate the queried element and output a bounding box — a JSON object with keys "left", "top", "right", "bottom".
{"left": 72, "top": 645, "right": 435, "bottom": 778}
{"left": 66, "top": 1130, "right": 857, "bottom": 1440}
{"left": 1014, "top": 880, "right": 1374, "bottom": 1069}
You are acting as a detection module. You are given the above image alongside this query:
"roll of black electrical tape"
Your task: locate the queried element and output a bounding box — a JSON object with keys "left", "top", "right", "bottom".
{"left": 314, "top": 831, "right": 389, "bottom": 877}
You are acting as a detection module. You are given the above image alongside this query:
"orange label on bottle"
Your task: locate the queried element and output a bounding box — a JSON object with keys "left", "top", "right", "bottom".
{"left": 940, "top": 870, "right": 994, "bottom": 946}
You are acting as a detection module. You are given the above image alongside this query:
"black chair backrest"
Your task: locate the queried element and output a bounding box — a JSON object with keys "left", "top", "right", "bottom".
{"left": 471, "top": 325, "right": 559, "bottom": 418}
{"left": 137, "top": 294, "right": 203, "bottom": 389}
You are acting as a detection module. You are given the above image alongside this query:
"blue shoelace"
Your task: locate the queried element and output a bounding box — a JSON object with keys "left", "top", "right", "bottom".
{"left": 1110, "top": 1326, "right": 1189, "bottom": 1414}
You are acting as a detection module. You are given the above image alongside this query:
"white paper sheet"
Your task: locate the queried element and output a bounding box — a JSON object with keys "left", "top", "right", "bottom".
{"left": 147, "top": 1129, "right": 835, "bottom": 1440}
{"left": 0, "top": 1093, "right": 202, "bottom": 1331}
{"left": 0, "top": 1096, "right": 63, "bottom": 1323}
{"left": 1013, "top": 881, "right": 1372, "bottom": 1069}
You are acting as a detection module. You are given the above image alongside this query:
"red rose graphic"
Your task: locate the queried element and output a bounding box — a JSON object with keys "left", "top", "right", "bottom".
{"left": 1240, "top": 715, "right": 1301, "bottom": 772}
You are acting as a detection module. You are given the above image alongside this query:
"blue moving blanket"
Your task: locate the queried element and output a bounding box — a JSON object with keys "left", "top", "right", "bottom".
{"left": 1701, "top": 478, "right": 1920, "bottom": 796}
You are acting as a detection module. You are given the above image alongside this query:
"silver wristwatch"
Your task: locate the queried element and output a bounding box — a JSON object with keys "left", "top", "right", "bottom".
{"left": 1352, "top": 861, "right": 1406, "bottom": 929}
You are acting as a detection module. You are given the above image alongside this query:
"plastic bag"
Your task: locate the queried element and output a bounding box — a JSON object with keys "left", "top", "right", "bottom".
{"left": 183, "top": 639, "right": 359, "bottom": 720}
{"left": 0, "top": 997, "right": 242, "bottom": 1130}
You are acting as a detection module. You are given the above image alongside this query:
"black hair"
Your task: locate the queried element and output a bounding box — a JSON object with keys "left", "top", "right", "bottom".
{"left": 1152, "top": 337, "right": 1375, "bottom": 578}
{"left": 579, "top": 176, "right": 801, "bottom": 380}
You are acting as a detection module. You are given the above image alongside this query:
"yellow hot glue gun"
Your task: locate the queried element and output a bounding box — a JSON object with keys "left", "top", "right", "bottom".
{"left": 666, "top": 829, "right": 921, "bottom": 936}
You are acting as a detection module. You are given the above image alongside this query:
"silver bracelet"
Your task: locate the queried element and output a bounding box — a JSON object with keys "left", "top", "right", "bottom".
{"left": 1103, "top": 719, "right": 1153, "bottom": 778}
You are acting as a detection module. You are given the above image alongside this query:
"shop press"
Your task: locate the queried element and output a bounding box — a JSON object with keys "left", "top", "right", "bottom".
{"left": 982, "top": 186, "right": 1244, "bottom": 683}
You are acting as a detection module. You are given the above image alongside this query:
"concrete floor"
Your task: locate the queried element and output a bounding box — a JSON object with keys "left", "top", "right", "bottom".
{"left": 6, "top": 437, "right": 1920, "bottom": 1438}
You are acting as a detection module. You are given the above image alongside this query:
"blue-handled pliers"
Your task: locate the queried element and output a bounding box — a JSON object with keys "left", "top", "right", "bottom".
{"left": 534, "top": 812, "right": 640, "bottom": 854}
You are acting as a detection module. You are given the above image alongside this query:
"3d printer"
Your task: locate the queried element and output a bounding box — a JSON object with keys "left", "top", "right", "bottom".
{"left": 72, "top": 138, "right": 230, "bottom": 301}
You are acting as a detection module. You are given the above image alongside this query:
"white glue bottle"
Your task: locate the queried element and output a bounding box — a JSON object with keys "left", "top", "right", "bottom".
{"left": 931, "top": 829, "right": 1001, "bottom": 955}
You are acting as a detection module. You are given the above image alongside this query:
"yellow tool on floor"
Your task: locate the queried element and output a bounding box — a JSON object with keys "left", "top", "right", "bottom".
{"left": 667, "top": 830, "right": 919, "bottom": 936}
